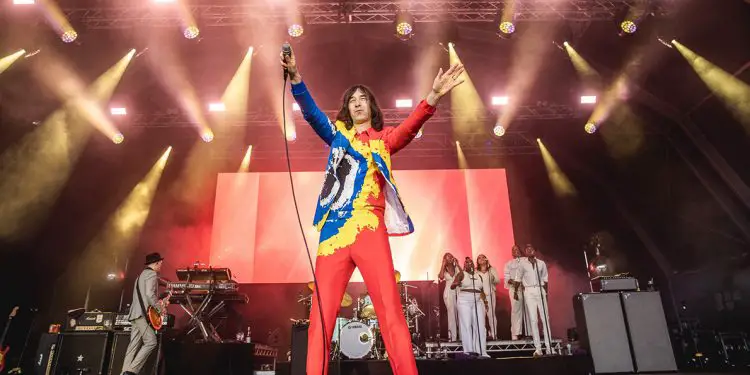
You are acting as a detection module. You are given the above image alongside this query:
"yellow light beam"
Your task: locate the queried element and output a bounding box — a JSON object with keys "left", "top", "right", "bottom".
{"left": 88, "top": 147, "right": 172, "bottom": 257}
{"left": 563, "top": 43, "right": 601, "bottom": 87}
{"left": 221, "top": 47, "right": 254, "bottom": 121}
{"left": 537, "top": 139, "right": 577, "bottom": 197}
{"left": 497, "top": 23, "right": 557, "bottom": 130}
{"left": 50, "top": 147, "right": 172, "bottom": 309}
{"left": 455, "top": 141, "right": 468, "bottom": 169}
{"left": 38, "top": 0, "right": 78, "bottom": 40}
{"left": 448, "top": 43, "right": 485, "bottom": 134}
{"left": 0, "top": 49, "right": 25, "bottom": 75}
{"left": 238, "top": 145, "right": 253, "bottom": 172}
{"left": 0, "top": 51, "right": 135, "bottom": 240}
{"left": 674, "top": 40, "right": 750, "bottom": 131}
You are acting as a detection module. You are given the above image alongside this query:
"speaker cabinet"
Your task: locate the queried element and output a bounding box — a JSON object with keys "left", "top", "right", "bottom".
{"left": 290, "top": 322, "right": 309, "bottom": 375}
{"left": 52, "top": 332, "right": 112, "bottom": 375}
{"left": 107, "top": 331, "right": 160, "bottom": 375}
{"left": 621, "top": 291, "right": 677, "bottom": 372}
{"left": 573, "top": 293, "right": 634, "bottom": 373}
{"left": 33, "top": 333, "right": 59, "bottom": 375}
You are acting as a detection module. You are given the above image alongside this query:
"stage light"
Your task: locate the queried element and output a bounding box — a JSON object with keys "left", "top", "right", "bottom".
{"left": 208, "top": 102, "right": 226, "bottom": 112}
{"left": 112, "top": 133, "right": 125, "bottom": 144}
{"left": 620, "top": 20, "right": 637, "bottom": 34}
{"left": 106, "top": 272, "right": 117, "bottom": 281}
{"left": 110, "top": 107, "right": 127, "bottom": 116}
{"left": 292, "top": 103, "right": 300, "bottom": 111}
{"left": 183, "top": 26, "right": 200, "bottom": 39}
{"left": 581, "top": 95, "right": 597, "bottom": 104}
{"left": 201, "top": 130, "right": 214, "bottom": 142}
{"left": 395, "top": 99, "right": 413, "bottom": 108}
{"left": 499, "top": 21, "right": 515, "bottom": 35}
{"left": 287, "top": 12, "right": 306, "bottom": 39}
{"left": 415, "top": 128, "right": 423, "bottom": 139}
{"left": 394, "top": 11, "right": 414, "bottom": 41}
{"left": 584, "top": 122, "right": 597, "bottom": 134}
{"left": 288, "top": 24, "right": 304, "bottom": 38}
{"left": 491, "top": 96, "right": 509, "bottom": 106}
{"left": 61, "top": 30, "right": 78, "bottom": 43}
{"left": 493, "top": 124, "right": 506, "bottom": 137}
{"left": 13, "top": 0, "right": 35, "bottom": 4}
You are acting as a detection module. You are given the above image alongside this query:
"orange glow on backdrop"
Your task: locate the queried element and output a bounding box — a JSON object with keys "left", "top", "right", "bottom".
{"left": 211, "top": 169, "right": 515, "bottom": 283}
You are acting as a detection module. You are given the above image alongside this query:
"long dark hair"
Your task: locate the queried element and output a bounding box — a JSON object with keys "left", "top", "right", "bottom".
{"left": 335, "top": 85, "right": 384, "bottom": 131}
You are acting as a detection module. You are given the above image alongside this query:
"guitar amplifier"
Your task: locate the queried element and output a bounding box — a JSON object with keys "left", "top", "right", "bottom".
{"left": 592, "top": 276, "right": 639, "bottom": 292}
{"left": 66, "top": 312, "right": 116, "bottom": 332}
{"left": 33, "top": 333, "right": 59, "bottom": 375}
{"left": 52, "top": 332, "right": 112, "bottom": 375}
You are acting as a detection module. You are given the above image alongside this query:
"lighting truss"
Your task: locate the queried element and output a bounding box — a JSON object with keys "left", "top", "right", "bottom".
{"left": 62, "top": 1, "right": 676, "bottom": 30}
{"left": 130, "top": 104, "right": 578, "bottom": 128}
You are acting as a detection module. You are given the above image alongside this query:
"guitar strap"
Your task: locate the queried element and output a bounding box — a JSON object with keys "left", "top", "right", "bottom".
{"left": 134, "top": 268, "right": 151, "bottom": 321}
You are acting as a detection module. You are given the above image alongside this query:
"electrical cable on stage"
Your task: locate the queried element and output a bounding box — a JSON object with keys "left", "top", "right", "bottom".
{"left": 281, "top": 42, "right": 327, "bottom": 375}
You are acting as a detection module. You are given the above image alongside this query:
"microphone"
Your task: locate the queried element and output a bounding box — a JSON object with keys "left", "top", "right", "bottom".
{"left": 282, "top": 42, "right": 292, "bottom": 80}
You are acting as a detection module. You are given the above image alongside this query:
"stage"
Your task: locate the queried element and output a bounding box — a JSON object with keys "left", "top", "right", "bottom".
{"left": 275, "top": 356, "right": 593, "bottom": 375}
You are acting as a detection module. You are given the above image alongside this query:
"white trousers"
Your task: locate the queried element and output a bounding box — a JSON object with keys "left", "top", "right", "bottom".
{"left": 508, "top": 288, "right": 527, "bottom": 338}
{"left": 486, "top": 290, "right": 498, "bottom": 339}
{"left": 443, "top": 287, "right": 459, "bottom": 341}
{"left": 524, "top": 288, "right": 552, "bottom": 353}
{"left": 457, "top": 292, "right": 487, "bottom": 356}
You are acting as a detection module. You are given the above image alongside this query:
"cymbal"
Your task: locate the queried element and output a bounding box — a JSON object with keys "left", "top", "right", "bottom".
{"left": 308, "top": 282, "right": 351, "bottom": 307}
{"left": 341, "top": 292, "right": 353, "bottom": 307}
{"left": 394, "top": 270, "right": 401, "bottom": 283}
{"left": 361, "top": 304, "right": 376, "bottom": 319}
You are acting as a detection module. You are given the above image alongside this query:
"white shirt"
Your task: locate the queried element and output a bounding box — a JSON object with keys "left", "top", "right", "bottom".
{"left": 513, "top": 257, "right": 548, "bottom": 288}
{"left": 503, "top": 258, "right": 524, "bottom": 290}
{"left": 477, "top": 267, "right": 500, "bottom": 293}
{"left": 458, "top": 271, "right": 485, "bottom": 292}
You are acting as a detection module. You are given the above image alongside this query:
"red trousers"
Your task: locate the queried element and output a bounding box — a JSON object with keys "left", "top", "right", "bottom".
{"left": 307, "top": 218, "right": 417, "bottom": 375}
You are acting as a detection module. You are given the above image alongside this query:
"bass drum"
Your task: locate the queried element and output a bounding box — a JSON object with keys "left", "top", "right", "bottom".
{"left": 339, "top": 321, "right": 374, "bottom": 359}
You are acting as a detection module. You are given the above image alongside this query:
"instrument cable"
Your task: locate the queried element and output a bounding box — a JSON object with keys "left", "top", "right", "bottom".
{"left": 282, "top": 72, "right": 327, "bottom": 375}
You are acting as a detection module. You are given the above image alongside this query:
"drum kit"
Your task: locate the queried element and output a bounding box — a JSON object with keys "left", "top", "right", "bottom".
{"left": 297, "top": 270, "right": 426, "bottom": 359}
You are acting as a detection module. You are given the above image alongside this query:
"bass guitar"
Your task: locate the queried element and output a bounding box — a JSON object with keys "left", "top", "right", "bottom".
{"left": 0, "top": 306, "right": 19, "bottom": 373}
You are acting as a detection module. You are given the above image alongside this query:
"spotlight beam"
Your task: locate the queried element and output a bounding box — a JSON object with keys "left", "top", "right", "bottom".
{"left": 0, "top": 50, "right": 26, "bottom": 75}
{"left": 688, "top": 59, "right": 750, "bottom": 115}
{"left": 674, "top": 41, "right": 750, "bottom": 131}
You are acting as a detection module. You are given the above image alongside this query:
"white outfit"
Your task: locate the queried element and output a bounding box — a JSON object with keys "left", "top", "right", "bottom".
{"left": 442, "top": 267, "right": 460, "bottom": 341}
{"left": 456, "top": 271, "right": 488, "bottom": 357}
{"left": 504, "top": 258, "right": 528, "bottom": 339}
{"left": 477, "top": 267, "right": 500, "bottom": 339}
{"left": 514, "top": 257, "right": 552, "bottom": 354}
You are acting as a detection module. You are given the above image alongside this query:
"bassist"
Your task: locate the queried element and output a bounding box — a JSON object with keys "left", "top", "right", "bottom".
{"left": 121, "top": 253, "right": 165, "bottom": 375}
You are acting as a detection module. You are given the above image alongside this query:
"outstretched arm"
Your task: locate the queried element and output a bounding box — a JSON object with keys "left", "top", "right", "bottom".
{"left": 383, "top": 63, "right": 465, "bottom": 153}
{"left": 282, "top": 46, "right": 337, "bottom": 145}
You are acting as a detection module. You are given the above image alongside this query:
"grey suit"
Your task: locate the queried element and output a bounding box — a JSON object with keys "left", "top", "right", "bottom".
{"left": 121, "top": 267, "right": 160, "bottom": 374}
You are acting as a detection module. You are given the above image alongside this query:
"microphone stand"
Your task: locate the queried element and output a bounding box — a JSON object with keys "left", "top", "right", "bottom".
{"left": 469, "top": 268, "right": 482, "bottom": 357}
{"left": 533, "top": 258, "right": 553, "bottom": 355}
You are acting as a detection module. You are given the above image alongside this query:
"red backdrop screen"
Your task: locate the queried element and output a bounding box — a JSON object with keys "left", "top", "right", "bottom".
{"left": 210, "top": 169, "right": 515, "bottom": 283}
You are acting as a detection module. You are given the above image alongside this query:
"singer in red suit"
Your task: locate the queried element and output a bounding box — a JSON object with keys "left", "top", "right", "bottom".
{"left": 281, "top": 46, "right": 464, "bottom": 375}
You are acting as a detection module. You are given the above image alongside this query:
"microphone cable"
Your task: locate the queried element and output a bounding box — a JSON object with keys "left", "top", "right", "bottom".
{"left": 469, "top": 264, "right": 482, "bottom": 357}
{"left": 282, "top": 72, "right": 327, "bottom": 375}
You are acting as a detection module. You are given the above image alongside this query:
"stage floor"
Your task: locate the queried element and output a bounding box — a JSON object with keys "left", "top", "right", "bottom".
{"left": 275, "top": 355, "right": 593, "bottom": 375}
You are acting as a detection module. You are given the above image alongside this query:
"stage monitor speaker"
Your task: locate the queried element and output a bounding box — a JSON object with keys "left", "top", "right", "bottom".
{"left": 573, "top": 293, "right": 634, "bottom": 373}
{"left": 621, "top": 291, "right": 677, "bottom": 372}
{"left": 107, "top": 331, "right": 160, "bottom": 375}
{"left": 52, "top": 331, "right": 112, "bottom": 375}
{"left": 33, "top": 333, "right": 59, "bottom": 375}
{"left": 290, "top": 321, "right": 309, "bottom": 375}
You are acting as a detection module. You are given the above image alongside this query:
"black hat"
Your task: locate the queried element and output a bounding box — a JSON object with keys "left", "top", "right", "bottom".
{"left": 144, "top": 252, "right": 164, "bottom": 265}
